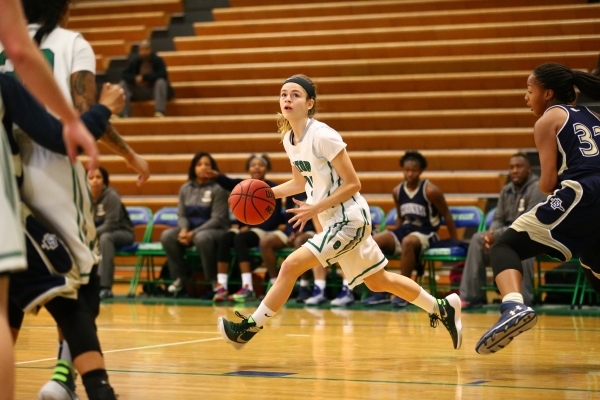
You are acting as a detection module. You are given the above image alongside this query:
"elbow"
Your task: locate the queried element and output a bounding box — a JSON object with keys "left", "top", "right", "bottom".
{"left": 539, "top": 179, "right": 557, "bottom": 195}
{"left": 5, "top": 45, "right": 27, "bottom": 68}
{"left": 350, "top": 180, "right": 361, "bottom": 193}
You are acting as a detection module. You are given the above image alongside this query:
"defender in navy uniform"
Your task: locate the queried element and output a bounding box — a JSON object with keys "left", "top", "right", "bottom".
{"left": 363, "top": 151, "right": 457, "bottom": 306}
{"left": 476, "top": 62, "right": 600, "bottom": 355}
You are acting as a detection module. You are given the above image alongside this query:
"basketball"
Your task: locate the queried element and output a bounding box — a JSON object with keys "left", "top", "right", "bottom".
{"left": 229, "top": 179, "right": 276, "bottom": 225}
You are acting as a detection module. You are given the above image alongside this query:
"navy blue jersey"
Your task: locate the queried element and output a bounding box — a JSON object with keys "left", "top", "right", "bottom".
{"left": 553, "top": 105, "right": 600, "bottom": 183}
{"left": 397, "top": 179, "right": 440, "bottom": 234}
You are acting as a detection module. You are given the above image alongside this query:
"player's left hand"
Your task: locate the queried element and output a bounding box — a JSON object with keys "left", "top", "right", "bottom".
{"left": 98, "top": 83, "right": 125, "bottom": 115}
{"left": 287, "top": 198, "right": 317, "bottom": 232}
{"left": 125, "top": 152, "right": 150, "bottom": 186}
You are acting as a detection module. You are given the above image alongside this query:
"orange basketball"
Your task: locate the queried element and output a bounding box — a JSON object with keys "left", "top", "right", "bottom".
{"left": 229, "top": 179, "right": 276, "bottom": 225}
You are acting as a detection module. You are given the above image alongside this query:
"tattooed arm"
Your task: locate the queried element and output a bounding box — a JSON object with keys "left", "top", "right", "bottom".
{"left": 70, "top": 70, "right": 150, "bottom": 186}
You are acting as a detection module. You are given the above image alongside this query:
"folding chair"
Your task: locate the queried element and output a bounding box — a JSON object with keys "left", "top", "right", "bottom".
{"left": 370, "top": 205, "right": 387, "bottom": 233}
{"left": 128, "top": 206, "right": 177, "bottom": 296}
{"left": 116, "top": 206, "right": 153, "bottom": 256}
{"left": 484, "top": 207, "right": 496, "bottom": 230}
{"left": 536, "top": 255, "right": 585, "bottom": 309}
{"left": 422, "top": 205, "right": 485, "bottom": 295}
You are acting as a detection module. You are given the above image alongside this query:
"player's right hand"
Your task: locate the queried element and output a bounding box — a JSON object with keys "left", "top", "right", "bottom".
{"left": 63, "top": 118, "right": 98, "bottom": 169}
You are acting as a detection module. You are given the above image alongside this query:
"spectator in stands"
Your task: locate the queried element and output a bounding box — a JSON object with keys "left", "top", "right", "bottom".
{"left": 459, "top": 153, "right": 546, "bottom": 309}
{"left": 362, "top": 151, "right": 457, "bottom": 307}
{"left": 119, "top": 40, "right": 173, "bottom": 118}
{"left": 202, "top": 154, "right": 286, "bottom": 303}
{"left": 161, "top": 152, "right": 230, "bottom": 295}
{"left": 88, "top": 167, "right": 134, "bottom": 300}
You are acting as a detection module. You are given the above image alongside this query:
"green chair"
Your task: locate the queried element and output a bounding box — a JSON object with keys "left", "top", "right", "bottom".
{"left": 128, "top": 206, "right": 177, "bottom": 296}
{"left": 113, "top": 206, "right": 153, "bottom": 296}
{"left": 421, "top": 205, "right": 485, "bottom": 295}
{"left": 535, "top": 255, "right": 586, "bottom": 309}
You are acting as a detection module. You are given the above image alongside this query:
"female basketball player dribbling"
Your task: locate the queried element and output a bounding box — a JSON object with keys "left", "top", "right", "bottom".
{"left": 476, "top": 63, "right": 600, "bottom": 355}
{"left": 218, "top": 74, "right": 463, "bottom": 350}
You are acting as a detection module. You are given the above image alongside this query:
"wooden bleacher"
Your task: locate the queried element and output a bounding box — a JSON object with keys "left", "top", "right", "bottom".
{"left": 70, "top": 0, "right": 182, "bottom": 72}
{"left": 72, "top": 0, "right": 598, "bottom": 215}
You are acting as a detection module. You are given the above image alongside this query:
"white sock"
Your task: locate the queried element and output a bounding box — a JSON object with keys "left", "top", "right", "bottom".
{"left": 251, "top": 302, "right": 276, "bottom": 327}
{"left": 300, "top": 279, "right": 309, "bottom": 287}
{"left": 314, "top": 279, "right": 326, "bottom": 292}
{"left": 502, "top": 292, "right": 524, "bottom": 304}
{"left": 269, "top": 277, "right": 277, "bottom": 285}
{"left": 411, "top": 288, "right": 437, "bottom": 314}
{"left": 217, "top": 273, "right": 228, "bottom": 290}
{"left": 57, "top": 340, "right": 72, "bottom": 363}
{"left": 241, "top": 273, "right": 253, "bottom": 290}
{"left": 342, "top": 279, "right": 349, "bottom": 288}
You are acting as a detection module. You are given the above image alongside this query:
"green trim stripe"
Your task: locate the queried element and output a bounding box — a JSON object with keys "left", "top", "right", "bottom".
{"left": 348, "top": 256, "right": 387, "bottom": 286}
{"left": 306, "top": 227, "right": 331, "bottom": 253}
{"left": 326, "top": 224, "right": 366, "bottom": 265}
{"left": 71, "top": 166, "right": 86, "bottom": 244}
{"left": 0, "top": 251, "right": 24, "bottom": 261}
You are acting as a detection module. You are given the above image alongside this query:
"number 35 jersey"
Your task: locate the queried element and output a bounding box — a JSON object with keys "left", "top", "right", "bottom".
{"left": 552, "top": 105, "right": 600, "bottom": 183}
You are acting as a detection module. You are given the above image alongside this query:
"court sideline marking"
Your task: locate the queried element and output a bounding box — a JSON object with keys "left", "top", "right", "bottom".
{"left": 16, "top": 337, "right": 221, "bottom": 365}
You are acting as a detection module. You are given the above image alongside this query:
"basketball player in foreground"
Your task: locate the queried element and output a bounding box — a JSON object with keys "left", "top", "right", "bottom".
{"left": 476, "top": 62, "right": 600, "bottom": 355}
{"left": 0, "top": 0, "right": 98, "bottom": 398}
{"left": 218, "top": 74, "right": 462, "bottom": 351}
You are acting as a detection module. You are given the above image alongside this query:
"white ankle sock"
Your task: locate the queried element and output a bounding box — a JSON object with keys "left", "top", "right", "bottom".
{"left": 502, "top": 292, "right": 524, "bottom": 304}
{"left": 217, "top": 273, "right": 228, "bottom": 290}
{"left": 57, "top": 340, "right": 72, "bottom": 363}
{"left": 314, "top": 279, "right": 326, "bottom": 292}
{"left": 251, "top": 302, "right": 276, "bottom": 327}
{"left": 300, "top": 279, "right": 309, "bottom": 287}
{"left": 241, "top": 273, "right": 253, "bottom": 290}
{"left": 411, "top": 288, "right": 437, "bottom": 314}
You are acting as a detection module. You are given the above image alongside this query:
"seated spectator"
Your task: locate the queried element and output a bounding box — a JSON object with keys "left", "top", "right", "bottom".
{"left": 459, "top": 153, "right": 546, "bottom": 308}
{"left": 362, "top": 150, "right": 457, "bottom": 307}
{"left": 201, "top": 154, "right": 286, "bottom": 303}
{"left": 161, "top": 152, "right": 230, "bottom": 296}
{"left": 259, "top": 194, "right": 318, "bottom": 301}
{"left": 88, "top": 167, "right": 135, "bottom": 300}
{"left": 119, "top": 40, "right": 174, "bottom": 118}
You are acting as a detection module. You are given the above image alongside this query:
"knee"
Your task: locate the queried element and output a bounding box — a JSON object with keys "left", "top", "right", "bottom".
{"left": 278, "top": 258, "right": 303, "bottom": 280}
{"left": 98, "top": 233, "right": 114, "bottom": 246}
{"left": 160, "top": 228, "right": 178, "bottom": 245}
{"left": 233, "top": 232, "right": 251, "bottom": 250}
{"left": 363, "top": 271, "right": 386, "bottom": 292}
{"left": 155, "top": 78, "right": 167, "bottom": 89}
{"left": 259, "top": 234, "right": 281, "bottom": 251}
{"left": 401, "top": 235, "right": 420, "bottom": 252}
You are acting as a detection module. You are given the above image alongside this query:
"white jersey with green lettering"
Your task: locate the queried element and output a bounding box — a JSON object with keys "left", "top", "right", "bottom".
{"left": 282, "top": 118, "right": 355, "bottom": 204}
{"left": 0, "top": 25, "right": 98, "bottom": 283}
{"left": 0, "top": 95, "right": 26, "bottom": 273}
{"left": 282, "top": 118, "right": 387, "bottom": 288}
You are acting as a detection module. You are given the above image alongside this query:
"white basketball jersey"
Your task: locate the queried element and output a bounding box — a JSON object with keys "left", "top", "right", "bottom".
{"left": 0, "top": 96, "right": 27, "bottom": 273}
{"left": 283, "top": 118, "right": 361, "bottom": 205}
{"left": 0, "top": 25, "right": 99, "bottom": 283}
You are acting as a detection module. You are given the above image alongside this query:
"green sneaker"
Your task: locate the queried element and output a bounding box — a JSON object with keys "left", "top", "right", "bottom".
{"left": 218, "top": 311, "right": 262, "bottom": 350}
{"left": 429, "top": 293, "right": 463, "bottom": 350}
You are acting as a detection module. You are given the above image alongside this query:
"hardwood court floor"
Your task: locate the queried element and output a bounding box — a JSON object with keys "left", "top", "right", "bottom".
{"left": 14, "top": 303, "right": 600, "bottom": 399}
